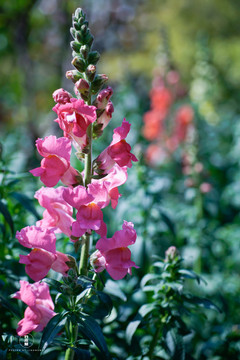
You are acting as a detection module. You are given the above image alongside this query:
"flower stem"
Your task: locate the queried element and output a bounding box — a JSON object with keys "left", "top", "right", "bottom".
{"left": 148, "top": 323, "right": 162, "bottom": 360}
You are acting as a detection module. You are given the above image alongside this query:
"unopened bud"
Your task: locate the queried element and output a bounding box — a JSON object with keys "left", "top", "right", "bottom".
{"left": 70, "top": 41, "right": 81, "bottom": 53}
{"left": 88, "top": 51, "right": 100, "bottom": 65}
{"left": 66, "top": 70, "right": 83, "bottom": 83}
{"left": 76, "top": 31, "right": 85, "bottom": 44}
{"left": 74, "top": 8, "right": 84, "bottom": 20}
{"left": 80, "top": 45, "right": 89, "bottom": 59}
{"left": 91, "top": 74, "right": 108, "bottom": 94}
{"left": 85, "top": 64, "right": 96, "bottom": 82}
{"left": 96, "top": 86, "right": 113, "bottom": 109}
{"left": 52, "top": 88, "right": 72, "bottom": 104}
{"left": 165, "top": 246, "right": 179, "bottom": 262}
{"left": 72, "top": 56, "right": 86, "bottom": 72}
{"left": 75, "top": 79, "right": 90, "bottom": 97}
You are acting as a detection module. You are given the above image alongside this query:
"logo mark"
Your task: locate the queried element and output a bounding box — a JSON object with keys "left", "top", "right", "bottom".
{"left": 19, "top": 334, "right": 34, "bottom": 348}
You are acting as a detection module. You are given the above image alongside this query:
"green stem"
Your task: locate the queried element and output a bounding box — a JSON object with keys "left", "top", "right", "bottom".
{"left": 64, "top": 322, "right": 78, "bottom": 360}
{"left": 79, "top": 233, "right": 90, "bottom": 276}
{"left": 148, "top": 323, "right": 162, "bottom": 360}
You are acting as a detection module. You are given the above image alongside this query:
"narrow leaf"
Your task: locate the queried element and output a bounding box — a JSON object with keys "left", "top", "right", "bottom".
{"left": 40, "top": 313, "right": 67, "bottom": 352}
{"left": 0, "top": 200, "right": 14, "bottom": 234}
{"left": 72, "top": 347, "right": 91, "bottom": 360}
{"left": 126, "top": 303, "right": 156, "bottom": 344}
{"left": 77, "top": 314, "right": 110, "bottom": 358}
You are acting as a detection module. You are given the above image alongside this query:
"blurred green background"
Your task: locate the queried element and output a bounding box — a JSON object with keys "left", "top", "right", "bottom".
{"left": 1, "top": 1, "right": 240, "bottom": 359}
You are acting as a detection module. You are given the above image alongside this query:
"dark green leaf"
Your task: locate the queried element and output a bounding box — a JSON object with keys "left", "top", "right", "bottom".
{"left": 178, "top": 269, "right": 206, "bottom": 284}
{"left": 76, "top": 313, "right": 110, "bottom": 358}
{"left": 72, "top": 347, "right": 91, "bottom": 360}
{"left": 10, "top": 192, "right": 40, "bottom": 220}
{"left": 43, "top": 278, "right": 63, "bottom": 292}
{"left": 184, "top": 295, "right": 221, "bottom": 312}
{"left": 0, "top": 294, "right": 21, "bottom": 317}
{"left": 40, "top": 312, "right": 68, "bottom": 352}
{"left": 0, "top": 199, "right": 14, "bottom": 234}
{"left": 97, "top": 291, "right": 113, "bottom": 317}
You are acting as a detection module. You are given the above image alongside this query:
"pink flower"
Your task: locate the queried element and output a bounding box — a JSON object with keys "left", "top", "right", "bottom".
{"left": 53, "top": 98, "right": 96, "bottom": 150}
{"left": 96, "top": 119, "right": 138, "bottom": 174}
{"left": 91, "top": 164, "right": 128, "bottom": 209}
{"left": 93, "top": 221, "right": 138, "bottom": 280}
{"left": 12, "top": 280, "right": 56, "bottom": 336}
{"left": 19, "top": 249, "right": 57, "bottom": 281}
{"left": 16, "top": 226, "right": 70, "bottom": 280}
{"left": 30, "top": 136, "right": 78, "bottom": 187}
{"left": 63, "top": 185, "right": 107, "bottom": 240}
{"left": 16, "top": 226, "right": 56, "bottom": 253}
{"left": 35, "top": 186, "right": 74, "bottom": 236}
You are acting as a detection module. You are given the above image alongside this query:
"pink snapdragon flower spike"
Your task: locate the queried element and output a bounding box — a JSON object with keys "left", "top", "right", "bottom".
{"left": 16, "top": 226, "right": 70, "bottom": 280}
{"left": 96, "top": 119, "right": 138, "bottom": 174}
{"left": 12, "top": 280, "right": 56, "bottom": 336}
{"left": 53, "top": 97, "right": 97, "bottom": 150}
{"left": 35, "top": 186, "right": 74, "bottom": 236}
{"left": 30, "top": 136, "right": 79, "bottom": 187}
{"left": 92, "top": 221, "right": 138, "bottom": 280}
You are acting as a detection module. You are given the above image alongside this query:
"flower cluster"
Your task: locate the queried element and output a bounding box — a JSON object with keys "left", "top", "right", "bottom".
{"left": 143, "top": 72, "right": 194, "bottom": 166}
{"left": 13, "top": 8, "right": 138, "bottom": 337}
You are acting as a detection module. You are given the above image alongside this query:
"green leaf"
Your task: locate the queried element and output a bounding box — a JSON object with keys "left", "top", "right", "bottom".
{"left": 40, "top": 312, "right": 68, "bottom": 353}
{"left": 178, "top": 269, "right": 206, "bottom": 284}
{"left": 76, "top": 313, "right": 110, "bottom": 358}
{"left": 43, "top": 278, "right": 63, "bottom": 292}
{"left": 72, "top": 347, "right": 91, "bottom": 359}
{"left": 0, "top": 199, "right": 14, "bottom": 234}
{"left": 166, "top": 329, "right": 185, "bottom": 360}
{"left": 97, "top": 291, "right": 113, "bottom": 317}
{"left": 0, "top": 294, "right": 21, "bottom": 317}
{"left": 104, "top": 279, "right": 127, "bottom": 301}
{"left": 126, "top": 303, "right": 156, "bottom": 344}
{"left": 184, "top": 295, "right": 221, "bottom": 312}
{"left": 140, "top": 273, "right": 160, "bottom": 288}
{"left": 10, "top": 192, "right": 40, "bottom": 220}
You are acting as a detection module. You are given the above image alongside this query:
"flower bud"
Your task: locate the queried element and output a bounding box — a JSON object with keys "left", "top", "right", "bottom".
{"left": 70, "top": 28, "right": 76, "bottom": 38}
{"left": 88, "top": 51, "right": 100, "bottom": 65}
{"left": 74, "top": 8, "right": 84, "bottom": 20}
{"left": 165, "top": 246, "right": 179, "bottom": 262}
{"left": 96, "top": 86, "right": 113, "bottom": 109}
{"left": 85, "top": 64, "right": 96, "bottom": 82}
{"left": 90, "top": 250, "right": 106, "bottom": 273}
{"left": 72, "top": 56, "right": 86, "bottom": 72}
{"left": 70, "top": 41, "right": 81, "bottom": 53}
{"left": 76, "top": 30, "right": 84, "bottom": 44}
{"left": 52, "top": 88, "right": 72, "bottom": 104}
{"left": 80, "top": 45, "right": 89, "bottom": 59}
{"left": 66, "top": 70, "right": 83, "bottom": 83}
{"left": 74, "top": 79, "right": 90, "bottom": 97}
{"left": 91, "top": 74, "right": 108, "bottom": 94}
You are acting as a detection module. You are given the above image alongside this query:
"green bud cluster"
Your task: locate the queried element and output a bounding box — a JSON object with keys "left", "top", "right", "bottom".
{"left": 66, "top": 8, "right": 107, "bottom": 97}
